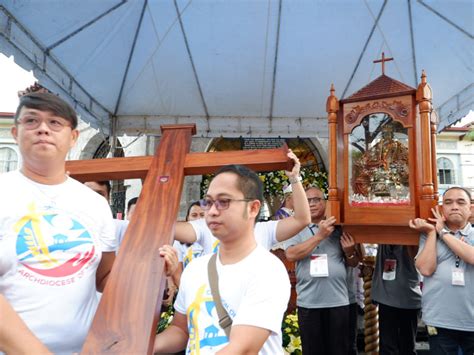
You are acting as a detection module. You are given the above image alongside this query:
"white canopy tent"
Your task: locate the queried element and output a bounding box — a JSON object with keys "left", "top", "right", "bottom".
{"left": 0, "top": 0, "right": 472, "bottom": 137}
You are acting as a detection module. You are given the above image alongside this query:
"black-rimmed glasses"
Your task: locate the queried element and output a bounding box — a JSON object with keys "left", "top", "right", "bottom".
{"left": 199, "top": 198, "right": 252, "bottom": 211}
{"left": 307, "top": 197, "right": 323, "bottom": 204}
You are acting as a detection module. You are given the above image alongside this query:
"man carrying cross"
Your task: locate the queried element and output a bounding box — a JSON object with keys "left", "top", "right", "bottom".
{"left": 0, "top": 92, "right": 117, "bottom": 353}
{"left": 154, "top": 164, "right": 291, "bottom": 354}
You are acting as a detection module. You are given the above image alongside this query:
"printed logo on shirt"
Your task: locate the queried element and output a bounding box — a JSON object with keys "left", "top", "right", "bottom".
{"left": 183, "top": 246, "right": 204, "bottom": 268}
{"left": 212, "top": 240, "right": 220, "bottom": 254}
{"left": 13, "top": 203, "right": 96, "bottom": 285}
{"left": 186, "top": 284, "right": 233, "bottom": 353}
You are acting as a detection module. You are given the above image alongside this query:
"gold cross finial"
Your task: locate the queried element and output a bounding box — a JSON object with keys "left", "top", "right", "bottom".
{"left": 373, "top": 52, "right": 394, "bottom": 75}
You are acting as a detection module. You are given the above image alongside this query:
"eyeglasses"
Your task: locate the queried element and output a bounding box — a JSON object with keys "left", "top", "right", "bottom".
{"left": 307, "top": 197, "right": 323, "bottom": 204}
{"left": 17, "top": 116, "right": 71, "bottom": 132}
{"left": 199, "top": 198, "right": 252, "bottom": 211}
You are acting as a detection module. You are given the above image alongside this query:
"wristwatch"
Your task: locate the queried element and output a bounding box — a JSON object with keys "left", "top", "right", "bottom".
{"left": 289, "top": 175, "right": 302, "bottom": 185}
{"left": 438, "top": 228, "right": 451, "bottom": 241}
{"left": 345, "top": 251, "right": 357, "bottom": 260}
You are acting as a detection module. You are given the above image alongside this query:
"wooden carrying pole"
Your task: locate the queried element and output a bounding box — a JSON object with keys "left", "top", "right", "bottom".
{"left": 75, "top": 124, "right": 292, "bottom": 354}
{"left": 326, "top": 84, "right": 340, "bottom": 222}
{"left": 416, "top": 70, "right": 436, "bottom": 218}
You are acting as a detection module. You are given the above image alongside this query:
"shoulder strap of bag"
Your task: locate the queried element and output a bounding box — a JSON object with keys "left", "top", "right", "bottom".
{"left": 208, "top": 253, "right": 233, "bottom": 338}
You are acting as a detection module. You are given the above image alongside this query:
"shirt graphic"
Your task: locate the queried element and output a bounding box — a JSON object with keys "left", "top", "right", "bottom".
{"left": 184, "top": 246, "right": 204, "bottom": 268}
{"left": 186, "top": 284, "right": 229, "bottom": 354}
{"left": 14, "top": 203, "right": 96, "bottom": 282}
{"left": 211, "top": 240, "right": 220, "bottom": 254}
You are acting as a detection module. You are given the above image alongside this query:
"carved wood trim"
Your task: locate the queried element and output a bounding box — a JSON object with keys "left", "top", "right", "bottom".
{"left": 343, "top": 99, "right": 412, "bottom": 134}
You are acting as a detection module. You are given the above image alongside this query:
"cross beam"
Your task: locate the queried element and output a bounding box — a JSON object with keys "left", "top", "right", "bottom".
{"left": 80, "top": 124, "right": 292, "bottom": 354}
{"left": 66, "top": 146, "right": 292, "bottom": 181}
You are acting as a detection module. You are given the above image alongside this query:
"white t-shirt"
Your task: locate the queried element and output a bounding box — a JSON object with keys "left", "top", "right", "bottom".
{"left": 175, "top": 245, "right": 290, "bottom": 354}
{"left": 0, "top": 171, "right": 116, "bottom": 354}
{"left": 173, "top": 240, "right": 205, "bottom": 267}
{"left": 114, "top": 218, "right": 129, "bottom": 248}
{"left": 189, "top": 219, "right": 279, "bottom": 257}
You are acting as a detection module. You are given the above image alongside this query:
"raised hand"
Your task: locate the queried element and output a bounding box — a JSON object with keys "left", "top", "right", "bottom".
{"left": 318, "top": 216, "right": 336, "bottom": 239}
{"left": 340, "top": 232, "right": 356, "bottom": 255}
{"left": 428, "top": 206, "right": 446, "bottom": 233}
{"left": 408, "top": 218, "right": 435, "bottom": 234}
{"left": 159, "top": 244, "right": 179, "bottom": 277}
{"left": 285, "top": 149, "right": 301, "bottom": 179}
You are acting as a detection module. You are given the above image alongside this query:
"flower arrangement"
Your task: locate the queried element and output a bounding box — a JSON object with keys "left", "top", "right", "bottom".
{"left": 200, "top": 167, "right": 328, "bottom": 199}
{"left": 282, "top": 311, "right": 302, "bottom": 355}
{"left": 157, "top": 305, "right": 174, "bottom": 333}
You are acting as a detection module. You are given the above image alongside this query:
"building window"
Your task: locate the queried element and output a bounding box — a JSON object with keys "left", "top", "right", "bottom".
{"left": 0, "top": 147, "right": 18, "bottom": 173}
{"left": 437, "top": 157, "right": 455, "bottom": 185}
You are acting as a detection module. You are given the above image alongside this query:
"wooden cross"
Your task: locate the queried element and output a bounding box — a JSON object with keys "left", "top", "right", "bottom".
{"left": 373, "top": 52, "right": 393, "bottom": 75}
{"left": 65, "top": 124, "right": 292, "bottom": 354}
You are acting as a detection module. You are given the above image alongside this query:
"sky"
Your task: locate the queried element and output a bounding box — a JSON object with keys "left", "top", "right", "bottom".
{"left": 0, "top": 53, "right": 36, "bottom": 113}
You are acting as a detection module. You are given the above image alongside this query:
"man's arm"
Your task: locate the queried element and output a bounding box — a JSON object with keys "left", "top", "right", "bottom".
{"left": 409, "top": 218, "right": 437, "bottom": 276}
{"left": 159, "top": 244, "right": 183, "bottom": 287}
{"left": 275, "top": 150, "right": 311, "bottom": 242}
{"left": 285, "top": 217, "right": 336, "bottom": 262}
{"left": 0, "top": 294, "right": 51, "bottom": 354}
{"left": 216, "top": 325, "right": 270, "bottom": 354}
{"left": 174, "top": 221, "right": 198, "bottom": 244}
{"left": 96, "top": 251, "right": 115, "bottom": 292}
{"left": 340, "top": 232, "right": 361, "bottom": 268}
{"left": 440, "top": 232, "right": 474, "bottom": 265}
{"left": 154, "top": 312, "right": 188, "bottom": 354}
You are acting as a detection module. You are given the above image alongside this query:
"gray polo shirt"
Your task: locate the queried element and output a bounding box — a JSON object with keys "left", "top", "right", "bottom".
{"left": 418, "top": 223, "right": 474, "bottom": 331}
{"left": 285, "top": 224, "right": 349, "bottom": 308}
{"left": 372, "top": 245, "right": 421, "bottom": 309}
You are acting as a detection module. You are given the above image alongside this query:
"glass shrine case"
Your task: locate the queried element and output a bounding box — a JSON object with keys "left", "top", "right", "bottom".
{"left": 348, "top": 114, "right": 410, "bottom": 206}
{"left": 325, "top": 67, "right": 438, "bottom": 245}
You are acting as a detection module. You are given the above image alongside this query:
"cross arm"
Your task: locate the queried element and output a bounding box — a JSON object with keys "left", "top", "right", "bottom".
{"left": 66, "top": 145, "right": 293, "bottom": 182}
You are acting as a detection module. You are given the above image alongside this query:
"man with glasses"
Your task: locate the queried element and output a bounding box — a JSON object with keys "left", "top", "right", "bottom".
{"left": 284, "top": 186, "right": 359, "bottom": 355}
{"left": 172, "top": 150, "right": 311, "bottom": 259}
{"left": 409, "top": 187, "right": 474, "bottom": 354}
{"left": 0, "top": 92, "right": 116, "bottom": 353}
{"left": 154, "top": 165, "right": 291, "bottom": 354}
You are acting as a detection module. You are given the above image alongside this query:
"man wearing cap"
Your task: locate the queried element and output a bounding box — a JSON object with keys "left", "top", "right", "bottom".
{"left": 275, "top": 184, "right": 295, "bottom": 220}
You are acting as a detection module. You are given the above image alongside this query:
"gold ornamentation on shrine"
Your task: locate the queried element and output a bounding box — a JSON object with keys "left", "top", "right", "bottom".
{"left": 349, "top": 114, "right": 410, "bottom": 206}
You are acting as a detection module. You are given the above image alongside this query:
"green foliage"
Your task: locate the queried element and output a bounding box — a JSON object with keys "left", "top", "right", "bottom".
{"left": 282, "top": 311, "right": 302, "bottom": 355}
{"left": 157, "top": 305, "right": 174, "bottom": 334}
{"left": 200, "top": 167, "right": 328, "bottom": 199}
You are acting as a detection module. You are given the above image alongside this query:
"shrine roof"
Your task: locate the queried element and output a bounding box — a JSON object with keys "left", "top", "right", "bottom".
{"left": 343, "top": 74, "right": 416, "bottom": 103}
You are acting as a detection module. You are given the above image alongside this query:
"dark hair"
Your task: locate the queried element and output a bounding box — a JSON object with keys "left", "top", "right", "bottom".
{"left": 186, "top": 201, "right": 201, "bottom": 221}
{"left": 15, "top": 92, "right": 78, "bottom": 129}
{"left": 214, "top": 165, "right": 264, "bottom": 204}
{"left": 443, "top": 187, "right": 473, "bottom": 202}
{"left": 127, "top": 197, "right": 138, "bottom": 211}
{"left": 96, "top": 181, "right": 111, "bottom": 196}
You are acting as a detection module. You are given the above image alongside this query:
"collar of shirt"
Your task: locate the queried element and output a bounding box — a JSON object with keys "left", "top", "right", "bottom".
{"left": 447, "top": 223, "right": 472, "bottom": 237}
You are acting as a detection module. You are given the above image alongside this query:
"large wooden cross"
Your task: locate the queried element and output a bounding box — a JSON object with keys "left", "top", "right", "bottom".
{"left": 65, "top": 124, "right": 292, "bottom": 354}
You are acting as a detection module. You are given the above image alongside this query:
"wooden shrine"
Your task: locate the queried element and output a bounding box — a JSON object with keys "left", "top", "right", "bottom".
{"left": 65, "top": 124, "right": 292, "bottom": 354}
{"left": 326, "top": 55, "right": 438, "bottom": 245}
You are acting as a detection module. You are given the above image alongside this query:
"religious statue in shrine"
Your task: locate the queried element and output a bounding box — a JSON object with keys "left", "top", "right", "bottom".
{"left": 352, "top": 123, "right": 409, "bottom": 201}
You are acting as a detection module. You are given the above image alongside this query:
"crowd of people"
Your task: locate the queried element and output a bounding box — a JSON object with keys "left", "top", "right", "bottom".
{"left": 0, "top": 92, "right": 473, "bottom": 354}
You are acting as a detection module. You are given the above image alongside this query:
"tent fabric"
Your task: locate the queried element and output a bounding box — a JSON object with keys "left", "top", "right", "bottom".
{"left": 0, "top": 0, "right": 472, "bottom": 136}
